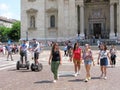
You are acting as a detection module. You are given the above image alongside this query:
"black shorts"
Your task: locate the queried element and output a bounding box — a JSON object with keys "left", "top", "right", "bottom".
{"left": 34, "top": 52, "right": 39, "bottom": 60}
{"left": 111, "top": 55, "right": 116, "bottom": 60}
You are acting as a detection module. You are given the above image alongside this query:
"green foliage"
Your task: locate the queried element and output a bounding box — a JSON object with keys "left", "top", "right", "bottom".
{"left": 0, "top": 21, "right": 20, "bottom": 42}
{"left": 9, "top": 21, "right": 21, "bottom": 41}
{"left": 0, "top": 26, "right": 10, "bottom": 42}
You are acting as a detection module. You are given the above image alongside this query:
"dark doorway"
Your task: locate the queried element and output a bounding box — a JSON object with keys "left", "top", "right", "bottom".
{"left": 93, "top": 23, "right": 101, "bottom": 39}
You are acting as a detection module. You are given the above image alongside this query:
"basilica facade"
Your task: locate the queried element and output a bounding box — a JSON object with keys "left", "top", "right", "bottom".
{"left": 21, "top": 0, "right": 120, "bottom": 41}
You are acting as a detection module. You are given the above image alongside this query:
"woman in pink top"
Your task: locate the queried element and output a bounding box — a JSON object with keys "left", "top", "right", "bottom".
{"left": 70, "top": 42, "right": 82, "bottom": 77}
{"left": 83, "top": 44, "right": 95, "bottom": 82}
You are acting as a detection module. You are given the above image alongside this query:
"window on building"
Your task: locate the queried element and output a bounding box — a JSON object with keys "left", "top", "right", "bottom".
{"left": 26, "top": 8, "right": 38, "bottom": 30}
{"left": 30, "top": 16, "right": 35, "bottom": 28}
{"left": 50, "top": 15, "right": 55, "bottom": 28}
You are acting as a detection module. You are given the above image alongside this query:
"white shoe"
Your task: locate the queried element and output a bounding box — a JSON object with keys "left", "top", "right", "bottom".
{"left": 74, "top": 73, "right": 77, "bottom": 77}
{"left": 104, "top": 76, "right": 107, "bottom": 80}
{"left": 88, "top": 77, "right": 91, "bottom": 80}
{"left": 84, "top": 78, "right": 88, "bottom": 82}
{"left": 53, "top": 80, "right": 56, "bottom": 83}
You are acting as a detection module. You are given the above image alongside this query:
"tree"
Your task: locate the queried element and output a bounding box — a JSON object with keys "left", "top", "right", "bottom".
{"left": 0, "top": 26, "right": 11, "bottom": 42}
{"left": 8, "top": 21, "right": 21, "bottom": 41}
{"left": 0, "top": 21, "right": 21, "bottom": 42}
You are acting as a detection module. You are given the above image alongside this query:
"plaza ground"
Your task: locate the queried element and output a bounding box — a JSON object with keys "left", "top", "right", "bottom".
{"left": 0, "top": 49, "right": 120, "bottom": 90}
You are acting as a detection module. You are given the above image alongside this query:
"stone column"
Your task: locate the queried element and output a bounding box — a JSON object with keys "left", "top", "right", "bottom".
{"left": 117, "top": 1, "right": 120, "bottom": 38}
{"left": 69, "top": 0, "right": 76, "bottom": 39}
{"left": 58, "top": 0, "right": 64, "bottom": 40}
{"left": 64, "top": 0, "right": 69, "bottom": 39}
{"left": 117, "top": 3, "right": 119, "bottom": 36}
{"left": 80, "top": 4, "right": 85, "bottom": 39}
{"left": 110, "top": 3, "right": 115, "bottom": 39}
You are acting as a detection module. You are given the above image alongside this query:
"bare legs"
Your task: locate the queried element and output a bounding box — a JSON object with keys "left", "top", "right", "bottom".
{"left": 85, "top": 64, "right": 91, "bottom": 79}
{"left": 73, "top": 61, "right": 81, "bottom": 76}
{"left": 100, "top": 66, "right": 107, "bottom": 79}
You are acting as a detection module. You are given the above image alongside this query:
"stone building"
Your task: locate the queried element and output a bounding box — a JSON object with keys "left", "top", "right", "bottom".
{"left": 0, "top": 16, "right": 17, "bottom": 28}
{"left": 21, "top": 0, "right": 120, "bottom": 41}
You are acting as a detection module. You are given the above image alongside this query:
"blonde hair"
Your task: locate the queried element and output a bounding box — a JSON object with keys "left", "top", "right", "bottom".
{"left": 85, "top": 44, "right": 90, "bottom": 49}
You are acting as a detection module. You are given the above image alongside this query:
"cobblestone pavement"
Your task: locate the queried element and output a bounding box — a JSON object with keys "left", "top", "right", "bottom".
{"left": 0, "top": 49, "right": 120, "bottom": 90}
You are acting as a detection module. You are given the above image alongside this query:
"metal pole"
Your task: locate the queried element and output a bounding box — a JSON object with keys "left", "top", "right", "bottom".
{"left": 26, "top": 31, "right": 28, "bottom": 41}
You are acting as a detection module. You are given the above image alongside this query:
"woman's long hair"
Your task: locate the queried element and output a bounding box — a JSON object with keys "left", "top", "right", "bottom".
{"left": 104, "top": 44, "right": 107, "bottom": 51}
{"left": 51, "top": 43, "right": 59, "bottom": 54}
{"left": 101, "top": 44, "right": 107, "bottom": 51}
{"left": 73, "top": 42, "right": 78, "bottom": 51}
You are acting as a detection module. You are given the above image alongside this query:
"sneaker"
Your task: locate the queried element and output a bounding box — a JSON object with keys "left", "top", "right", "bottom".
{"left": 104, "top": 76, "right": 107, "bottom": 80}
{"left": 53, "top": 80, "right": 56, "bottom": 83}
{"left": 88, "top": 77, "right": 91, "bottom": 80}
{"left": 84, "top": 78, "right": 88, "bottom": 82}
{"left": 74, "top": 73, "right": 77, "bottom": 77}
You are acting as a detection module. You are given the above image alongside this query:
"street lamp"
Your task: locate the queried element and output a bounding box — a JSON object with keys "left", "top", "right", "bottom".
{"left": 26, "top": 31, "right": 28, "bottom": 41}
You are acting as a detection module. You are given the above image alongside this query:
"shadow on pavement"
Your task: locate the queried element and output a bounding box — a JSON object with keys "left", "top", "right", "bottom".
{"left": 34, "top": 80, "right": 52, "bottom": 84}
{"left": 59, "top": 74, "right": 74, "bottom": 77}
{"left": 91, "top": 77, "right": 100, "bottom": 80}
{"left": 16, "top": 70, "right": 32, "bottom": 73}
{"left": 68, "top": 79, "right": 84, "bottom": 82}
{"left": 8, "top": 68, "right": 32, "bottom": 73}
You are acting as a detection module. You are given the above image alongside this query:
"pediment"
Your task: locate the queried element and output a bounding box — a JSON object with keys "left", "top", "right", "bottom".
{"left": 46, "top": 7, "right": 58, "bottom": 13}
{"left": 26, "top": 8, "right": 38, "bottom": 13}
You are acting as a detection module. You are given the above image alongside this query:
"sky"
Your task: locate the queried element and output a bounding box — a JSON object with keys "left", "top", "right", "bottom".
{"left": 0, "top": 0, "right": 20, "bottom": 20}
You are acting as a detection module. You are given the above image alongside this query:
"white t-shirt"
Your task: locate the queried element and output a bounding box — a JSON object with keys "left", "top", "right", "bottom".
{"left": 99, "top": 50, "right": 108, "bottom": 59}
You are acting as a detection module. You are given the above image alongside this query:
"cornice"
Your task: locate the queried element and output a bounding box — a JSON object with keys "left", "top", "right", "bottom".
{"left": 26, "top": 8, "right": 38, "bottom": 13}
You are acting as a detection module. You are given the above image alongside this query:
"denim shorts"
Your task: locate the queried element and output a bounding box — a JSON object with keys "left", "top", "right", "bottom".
{"left": 100, "top": 58, "right": 108, "bottom": 66}
{"left": 84, "top": 60, "right": 92, "bottom": 65}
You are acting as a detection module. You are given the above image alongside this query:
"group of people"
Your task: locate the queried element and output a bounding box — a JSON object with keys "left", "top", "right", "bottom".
{"left": 1, "top": 39, "right": 117, "bottom": 83}
{"left": 19, "top": 39, "right": 41, "bottom": 65}
{"left": 48, "top": 42, "right": 117, "bottom": 83}
{"left": 0, "top": 44, "right": 19, "bottom": 61}
{"left": 0, "top": 38, "right": 42, "bottom": 65}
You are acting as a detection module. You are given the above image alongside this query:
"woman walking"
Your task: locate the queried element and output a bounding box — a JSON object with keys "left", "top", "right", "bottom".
{"left": 83, "top": 44, "right": 95, "bottom": 82}
{"left": 109, "top": 45, "right": 117, "bottom": 68}
{"left": 48, "top": 43, "right": 62, "bottom": 83}
{"left": 97, "top": 44, "right": 110, "bottom": 80}
{"left": 70, "top": 42, "right": 82, "bottom": 77}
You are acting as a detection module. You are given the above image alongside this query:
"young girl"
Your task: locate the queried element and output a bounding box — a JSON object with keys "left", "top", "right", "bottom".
{"left": 97, "top": 44, "right": 110, "bottom": 80}
{"left": 70, "top": 42, "right": 82, "bottom": 77}
{"left": 83, "top": 44, "right": 95, "bottom": 82}
{"left": 48, "top": 43, "right": 62, "bottom": 83}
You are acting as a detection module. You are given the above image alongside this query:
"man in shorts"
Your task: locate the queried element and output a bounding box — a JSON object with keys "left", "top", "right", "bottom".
{"left": 32, "top": 39, "right": 40, "bottom": 64}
